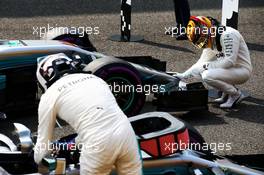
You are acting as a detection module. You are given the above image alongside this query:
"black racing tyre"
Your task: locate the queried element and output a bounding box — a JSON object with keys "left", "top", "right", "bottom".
{"left": 184, "top": 121, "right": 213, "bottom": 156}
{"left": 84, "top": 58, "right": 146, "bottom": 117}
{"left": 185, "top": 122, "right": 206, "bottom": 145}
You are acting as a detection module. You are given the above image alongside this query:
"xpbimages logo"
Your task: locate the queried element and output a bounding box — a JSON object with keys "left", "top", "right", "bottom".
{"left": 32, "top": 24, "right": 100, "bottom": 38}
{"left": 35, "top": 140, "right": 102, "bottom": 154}
{"left": 164, "top": 141, "right": 232, "bottom": 154}
{"left": 109, "top": 82, "right": 166, "bottom": 96}
{"left": 165, "top": 24, "right": 225, "bottom": 38}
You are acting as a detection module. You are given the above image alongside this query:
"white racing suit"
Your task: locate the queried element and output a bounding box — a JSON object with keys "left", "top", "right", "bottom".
{"left": 34, "top": 73, "right": 142, "bottom": 175}
{"left": 179, "top": 27, "right": 252, "bottom": 95}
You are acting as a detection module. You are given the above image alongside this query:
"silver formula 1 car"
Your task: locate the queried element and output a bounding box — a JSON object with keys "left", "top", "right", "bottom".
{"left": 0, "top": 112, "right": 263, "bottom": 175}
{"left": 0, "top": 35, "right": 208, "bottom": 117}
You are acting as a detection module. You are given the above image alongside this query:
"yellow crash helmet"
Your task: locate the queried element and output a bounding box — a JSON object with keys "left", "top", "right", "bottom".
{"left": 187, "top": 16, "right": 213, "bottom": 49}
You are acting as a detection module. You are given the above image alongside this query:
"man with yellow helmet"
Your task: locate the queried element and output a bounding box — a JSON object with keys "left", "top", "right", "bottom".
{"left": 175, "top": 16, "right": 252, "bottom": 108}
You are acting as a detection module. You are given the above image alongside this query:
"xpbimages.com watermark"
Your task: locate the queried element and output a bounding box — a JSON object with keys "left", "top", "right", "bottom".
{"left": 32, "top": 24, "right": 100, "bottom": 38}
{"left": 165, "top": 24, "right": 225, "bottom": 38}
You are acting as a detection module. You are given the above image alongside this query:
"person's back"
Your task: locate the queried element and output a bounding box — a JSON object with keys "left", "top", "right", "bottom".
{"left": 34, "top": 54, "right": 142, "bottom": 175}
{"left": 45, "top": 73, "right": 125, "bottom": 136}
{"left": 220, "top": 26, "right": 251, "bottom": 72}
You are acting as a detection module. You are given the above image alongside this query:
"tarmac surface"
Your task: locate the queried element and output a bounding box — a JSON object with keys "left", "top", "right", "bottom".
{"left": 0, "top": 1, "right": 263, "bottom": 156}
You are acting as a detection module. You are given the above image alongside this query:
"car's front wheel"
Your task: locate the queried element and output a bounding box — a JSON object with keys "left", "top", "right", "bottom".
{"left": 83, "top": 58, "right": 146, "bottom": 116}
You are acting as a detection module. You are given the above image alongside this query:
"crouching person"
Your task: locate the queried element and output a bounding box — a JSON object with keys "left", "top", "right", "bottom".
{"left": 175, "top": 16, "right": 252, "bottom": 108}
{"left": 34, "top": 53, "right": 142, "bottom": 175}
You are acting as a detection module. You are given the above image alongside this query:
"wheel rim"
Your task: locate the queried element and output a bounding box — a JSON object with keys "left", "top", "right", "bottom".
{"left": 106, "top": 76, "right": 135, "bottom": 112}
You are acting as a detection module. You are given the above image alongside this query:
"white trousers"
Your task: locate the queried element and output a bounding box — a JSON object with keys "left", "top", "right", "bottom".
{"left": 189, "top": 64, "right": 251, "bottom": 95}
{"left": 79, "top": 119, "right": 142, "bottom": 175}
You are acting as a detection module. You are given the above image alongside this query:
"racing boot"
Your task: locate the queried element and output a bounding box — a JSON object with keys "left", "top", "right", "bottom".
{"left": 220, "top": 90, "right": 245, "bottom": 108}
{"left": 213, "top": 92, "right": 228, "bottom": 103}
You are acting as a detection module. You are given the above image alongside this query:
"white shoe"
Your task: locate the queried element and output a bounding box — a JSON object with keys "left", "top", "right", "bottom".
{"left": 220, "top": 90, "right": 244, "bottom": 108}
{"left": 213, "top": 92, "right": 228, "bottom": 103}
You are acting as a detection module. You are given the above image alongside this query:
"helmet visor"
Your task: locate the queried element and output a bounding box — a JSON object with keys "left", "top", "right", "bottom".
{"left": 193, "top": 33, "right": 209, "bottom": 49}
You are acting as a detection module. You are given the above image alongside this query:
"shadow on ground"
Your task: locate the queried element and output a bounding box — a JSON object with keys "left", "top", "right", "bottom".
{"left": 175, "top": 96, "right": 264, "bottom": 126}
{"left": 138, "top": 39, "right": 195, "bottom": 53}
{"left": 247, "top": 42, "right": 264, "bottom": 52}
{"left": 177, "top": 110, "right": 228, "bottom": 126}
{"left": 224, "top": 97, "right": 264, "bottom": 124}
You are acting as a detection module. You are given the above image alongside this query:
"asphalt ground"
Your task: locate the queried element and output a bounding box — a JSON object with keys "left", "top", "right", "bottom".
{"left": 0, "top": 1, "right": 263, "bottom": 157}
